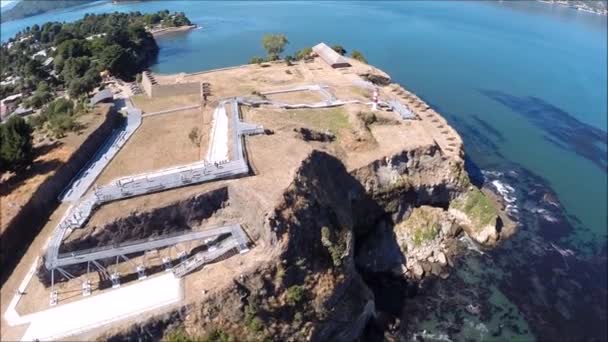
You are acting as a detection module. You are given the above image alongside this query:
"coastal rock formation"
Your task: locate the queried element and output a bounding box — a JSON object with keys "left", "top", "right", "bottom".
{"left": 103, "top": 146, "right": 503, "bottom": 341}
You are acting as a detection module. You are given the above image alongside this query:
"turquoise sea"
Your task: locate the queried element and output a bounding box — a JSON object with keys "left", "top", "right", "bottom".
{"left": 2, "top": 1, "right": 606, "bottom": 340}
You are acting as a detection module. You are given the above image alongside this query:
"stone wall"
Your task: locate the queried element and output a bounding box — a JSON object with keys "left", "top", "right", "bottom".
{"left": 0, "top": 106, "right": 121, "bottom": 286}
{"left": 141, "top": 71, "right": 200, "bottom": 98}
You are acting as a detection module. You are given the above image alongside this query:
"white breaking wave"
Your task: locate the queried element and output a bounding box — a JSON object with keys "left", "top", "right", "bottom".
{"left": 459, "top": 235, "right": 485, "bottom": 255}
{"left": 490, "top": 180, "right": 516, "bottom": 204}
{"left": 465, "top": 319, "right": 489, "bottom": 339}
{"left": 414, "top": 329, "right": 453, "bottom": 342}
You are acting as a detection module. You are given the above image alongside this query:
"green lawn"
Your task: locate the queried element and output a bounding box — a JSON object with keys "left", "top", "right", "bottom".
{"left": 284, "top": 107, "right": 350, "bottom": 135}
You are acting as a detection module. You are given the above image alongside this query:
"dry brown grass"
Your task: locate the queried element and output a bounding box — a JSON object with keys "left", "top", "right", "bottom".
{"left": 265, "top": 90, "right": 326, "bottom": 104}
{"left": 96, "top": 108, "right": 206, "bottom": 184}
{"left": 246, "top": 106, "right": 351, "bottom": 137}
{"left": 0, "top": 106, "right": 109, "bottom": 234}
{"left": 131, "top": 94, "right": 201, "bottom": 114}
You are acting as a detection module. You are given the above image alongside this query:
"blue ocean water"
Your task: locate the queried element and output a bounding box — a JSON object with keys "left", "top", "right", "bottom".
{"left": 2, "top": 1, "right": 606, "bottom": 340}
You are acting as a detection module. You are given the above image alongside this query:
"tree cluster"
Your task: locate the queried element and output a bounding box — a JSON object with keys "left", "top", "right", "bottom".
{"left": 29, "top": 98, "right": 80, "bottom": 138}
{"left": 0, "top": 116, "right": 33, "bottom": 172}
{"left": 1, "top": 10, "right": 193, "bottom": 106}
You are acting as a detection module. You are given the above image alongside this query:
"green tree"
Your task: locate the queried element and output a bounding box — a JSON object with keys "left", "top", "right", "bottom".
{"left": 61, "top": 56, "right": 91, "bottom": 80}
{"left": 56, "top": 39, "right": 90, "bottom": 59}
{"left": 68, "top": 78, "right": 88, "bottom": 98}
{"left": 28, "top": 81, "right": 53, "bottom": 108}
{"left": 43, "top": 98, "right": 77, "bottom": 138}
{"left": 0, "top": 116, "right": 34, "bottom": 172}
{"left": 351, "top": 50, "right": 368, "bottom": 64}
{"left": 24, "top": 59, "right": 44, "bottom": 79}
{"left": 262, "top": 33, "right": 289, "bottom": 60}
{"left": 331, "top": 45, "right": 347, "bottom": 56}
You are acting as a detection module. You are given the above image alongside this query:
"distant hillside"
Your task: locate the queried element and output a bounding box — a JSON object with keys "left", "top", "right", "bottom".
{"left": 0, "top": 0, "right": 96, "bottom": 23}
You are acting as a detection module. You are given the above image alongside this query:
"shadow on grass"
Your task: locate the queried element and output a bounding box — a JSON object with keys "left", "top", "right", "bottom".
{"left": 0, "top": 140, "right": 64, "bottom": 197}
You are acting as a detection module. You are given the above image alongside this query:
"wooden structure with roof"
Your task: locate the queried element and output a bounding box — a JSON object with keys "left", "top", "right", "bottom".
{"left": 312, "top": 42, "right": 351, "bottom": 68}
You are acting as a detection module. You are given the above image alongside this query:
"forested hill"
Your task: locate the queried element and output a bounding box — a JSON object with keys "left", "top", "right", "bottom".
{"left": 1, "top": 1, "right": 96, "bottom": 23}
{"left": 1, "top": 10, "right": 191, "bottom": 104}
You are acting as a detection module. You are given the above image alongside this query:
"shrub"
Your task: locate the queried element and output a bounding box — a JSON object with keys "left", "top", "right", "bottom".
{"left": 40, "top": 98, "right": 80, "bottom": 138}
{"left": 294, "top": 47, "right": 312, "bottom": 61}
{"left": 249, "top": 56, "right": 264, "bottom": 65}
{"left": 48, "top": 113, "right": 76, "bottom": 138}
{"left": 351, "top": 50, "right": 368, "bottom": 64}
{"left": 164, "top": 327, "right": 199, "bottom": 342}
{"left": 286, "top": 285, "right": 304, "bottom": 306}
{"left": 244, "top": 298, "right": 263, "bottom": 332}
{"left": 188, "top": 127, "right": 200, "bottom": 147}
{"left": 412, "top": 223, "right": 440, "bottom": 247}
{"left": 284, "top": 55, "right": 293, "bottom": 66}
{"left": 203, "top": 329, "right": 235, "bottom": 342}
{"left": 331, "top": 44, "right": 347, "bottom": 56}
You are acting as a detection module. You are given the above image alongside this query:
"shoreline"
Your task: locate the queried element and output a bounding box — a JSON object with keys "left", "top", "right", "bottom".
{"left": 537, "top": 0, "right": 608, "bottom": 16}
{"left": 149, "top": 24, "right": 197, "bottom": 38}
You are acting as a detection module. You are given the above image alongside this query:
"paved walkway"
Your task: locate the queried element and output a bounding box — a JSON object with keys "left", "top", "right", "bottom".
{"left": 206, "top": 102, "right": 229, "bottom": 162}
{"left": 19, "top": 273, "right": 181, "bottom": 341}
{"left": 61, "top": 100, "right": 142, "bottom": 203}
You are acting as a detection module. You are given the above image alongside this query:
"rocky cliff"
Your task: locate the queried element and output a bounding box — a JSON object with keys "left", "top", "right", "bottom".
{"left": 104, "top": 144, "right": 505, "bottom": 341}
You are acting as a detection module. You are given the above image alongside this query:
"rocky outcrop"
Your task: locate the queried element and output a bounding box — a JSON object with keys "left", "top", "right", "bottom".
{"left": 101, "top": 146, "right": 503, "bottom": 341}
{"left": 356, "top": 206, "right": 460, "bottom": 281}
{"left": 449, "top": 187, "right": 501, "bottom": 246}
{"left": 350, "top": 144, "right": 470, "bottom": 225}
{"left": 293, "top": 127, "right": 336, "bottom": 142}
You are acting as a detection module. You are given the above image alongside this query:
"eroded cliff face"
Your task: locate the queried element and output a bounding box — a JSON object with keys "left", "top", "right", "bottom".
{"left": 103, "top": 145, "right": 504, "bottom": 341}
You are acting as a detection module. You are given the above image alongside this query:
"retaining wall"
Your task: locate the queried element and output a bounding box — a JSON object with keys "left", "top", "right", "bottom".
{"left": 141, "top": 71, "right": 200, "bottom": 98}
{"left": 0, "top": 106, "right": 121, "bottom": 286}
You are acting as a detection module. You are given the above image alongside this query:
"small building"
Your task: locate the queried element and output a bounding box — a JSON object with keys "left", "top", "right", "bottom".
{"left": 13, "top": 105, "right": 34, "bottom": 117}
{"left": 42, "top": 57, "right": 54, "bottom": 68}
{"left": 312, "top": 42, "right": 351, "bottom": 68}
{"left": 0, "top": 93, "right": 23, "bottom": 117}
{"left": 31, "top": 49, "right": 47, "bottom": 59}
{"left": 90, "top": 89, "right": 114, "bottom": 106}
{"left": 0, "top": 76, "right": 21, "bottom": 86}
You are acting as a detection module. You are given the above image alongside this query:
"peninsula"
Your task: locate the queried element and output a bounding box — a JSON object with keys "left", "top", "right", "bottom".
{"left": 1, "top": 19, "right": 513, "bottom": 342}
